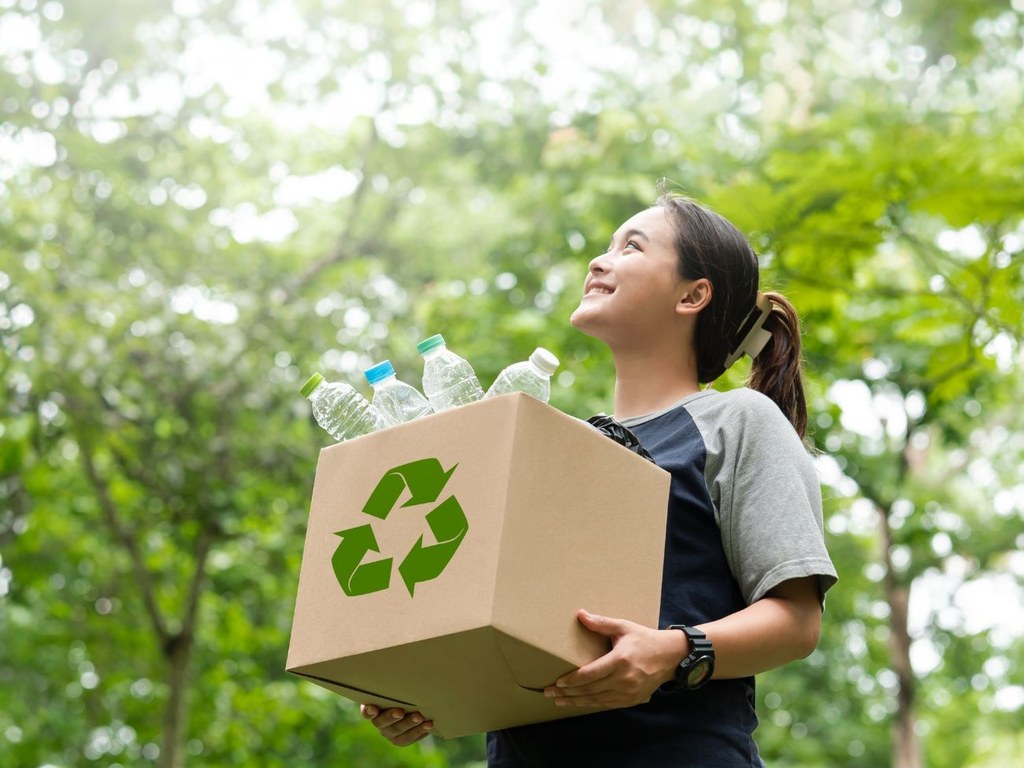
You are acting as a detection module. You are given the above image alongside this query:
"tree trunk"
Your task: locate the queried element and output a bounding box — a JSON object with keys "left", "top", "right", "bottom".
{"left": 159, "top": 633, "right": 193, "bottom": 768}
{"left": 879, "top": 504, "right": 923, "bottom": 768}
{"left": 157, "top": 522, "right": 215, "bottom": 768}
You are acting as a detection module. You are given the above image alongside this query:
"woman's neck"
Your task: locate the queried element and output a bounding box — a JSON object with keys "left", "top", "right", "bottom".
{"left": 610, "top": 342, "right": 701, "bottom": 420}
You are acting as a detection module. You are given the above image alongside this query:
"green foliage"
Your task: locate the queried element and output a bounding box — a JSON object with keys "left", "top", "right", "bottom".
{"left": 2, "top": 1, "right": 1022, "bottom": 766}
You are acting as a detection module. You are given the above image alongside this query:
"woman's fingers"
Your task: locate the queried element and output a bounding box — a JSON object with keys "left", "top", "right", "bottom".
{"left": 361, "top": 705, "right": 433, "bottom": 746}
{"left": 385, "top": 713, "right": 434, "bottom": 745}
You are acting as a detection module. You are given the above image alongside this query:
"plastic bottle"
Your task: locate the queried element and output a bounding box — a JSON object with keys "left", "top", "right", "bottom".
{"left": 363, "top": 360, "right": 434, "bottom": 425}
{"left": 484, "top": 347, "right": 560, "bottom": 402}
{"left": 416, "top": 334, "right": 484, "bottom": 412}
{"left": 300, "top": 372, "right": 385, "bottom": 441}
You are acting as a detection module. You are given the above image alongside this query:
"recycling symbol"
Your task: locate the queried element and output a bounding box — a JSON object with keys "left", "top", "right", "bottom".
{"left": 331, "top": 458, "right": 469, "bottom": 597}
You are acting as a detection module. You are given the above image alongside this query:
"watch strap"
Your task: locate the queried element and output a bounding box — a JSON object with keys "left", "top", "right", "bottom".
{"left": 668, "top": 624, "right": 714, "bottom": 656}
{"left": 668, "top": 624, "right": 715, "bottom": 690}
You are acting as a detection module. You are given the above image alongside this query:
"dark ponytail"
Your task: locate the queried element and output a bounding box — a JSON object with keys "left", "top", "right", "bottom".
{"left": 749, "top": 292, "right": 808, "bottom": 439}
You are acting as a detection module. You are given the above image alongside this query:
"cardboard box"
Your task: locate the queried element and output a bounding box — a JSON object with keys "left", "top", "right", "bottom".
{"left": 286, "top": 393, "right": 670, "bottom": 738}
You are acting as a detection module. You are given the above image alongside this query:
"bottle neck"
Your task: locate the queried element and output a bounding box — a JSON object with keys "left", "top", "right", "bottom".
{"left": 528, "top": 361, "right": 552, "bottom": 378}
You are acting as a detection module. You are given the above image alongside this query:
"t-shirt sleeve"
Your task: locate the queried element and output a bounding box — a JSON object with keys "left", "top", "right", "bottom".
{"left": 704, "top": 389, "right": 838, "bottom": 606}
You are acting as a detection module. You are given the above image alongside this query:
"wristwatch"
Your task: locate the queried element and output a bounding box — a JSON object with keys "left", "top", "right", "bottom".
{"left": 668, "top": 625, "right": 715, "bottom": 691}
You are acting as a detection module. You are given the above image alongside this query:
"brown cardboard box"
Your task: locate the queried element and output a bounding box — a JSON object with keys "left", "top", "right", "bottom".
{"left": 286, "top": 393, "right": 670, "bottom": 738}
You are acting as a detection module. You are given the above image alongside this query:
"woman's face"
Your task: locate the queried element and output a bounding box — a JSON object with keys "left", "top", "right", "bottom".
{"left": 570, "top": 206, "right": 692, "bottom": 345}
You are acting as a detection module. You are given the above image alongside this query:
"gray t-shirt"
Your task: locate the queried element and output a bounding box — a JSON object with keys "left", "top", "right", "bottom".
{"left": 621, "top": 387, "right": 837, "bottom": 606}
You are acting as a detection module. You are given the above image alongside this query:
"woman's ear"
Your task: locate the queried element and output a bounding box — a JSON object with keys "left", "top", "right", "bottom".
{"left": 676, "top": 278, "right": 713, "bottom": 315}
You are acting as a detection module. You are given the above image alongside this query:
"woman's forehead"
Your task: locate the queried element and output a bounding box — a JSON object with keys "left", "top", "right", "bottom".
{"left": 615, "top": 206, "right": 671, "bottom": 240}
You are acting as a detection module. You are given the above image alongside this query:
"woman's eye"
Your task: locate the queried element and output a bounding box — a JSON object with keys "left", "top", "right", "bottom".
{"left": 625, "top": 240, "right": 641, "bottom": 251}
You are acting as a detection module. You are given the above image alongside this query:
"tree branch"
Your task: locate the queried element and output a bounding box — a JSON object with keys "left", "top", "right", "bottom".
{"left": 176, "top": 520, "right": 216, "bottom": 650}
{"left": 79, "top": 437, "right": 169, "bottom": 647}
{"left": 107, "top": 440, "right": 166, "bottom": 497}
{"left": 201, "top": 120, "right": 399, "bottom": 405}
{"left": 280, "top": 118, "right": 383, "bottom": 302}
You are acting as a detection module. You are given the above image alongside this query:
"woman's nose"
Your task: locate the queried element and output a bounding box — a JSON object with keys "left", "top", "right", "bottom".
{"left": 588, "top": 251, "right": 610, "bottom": 274}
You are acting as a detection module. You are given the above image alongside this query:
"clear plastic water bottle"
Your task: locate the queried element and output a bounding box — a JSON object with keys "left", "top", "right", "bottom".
{"left": 364, "top": 360, "right": 434, "bottom": 425}
{"left": 300, "top": 372, "right": 385, "bottom": 441}
{"left": 484, "top": 347, "right": 560, "bottom": 402}
{"left": 417, "top": 334, "right": 484, "bottom": 412}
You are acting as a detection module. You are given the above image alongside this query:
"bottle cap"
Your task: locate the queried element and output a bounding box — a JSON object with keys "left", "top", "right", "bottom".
{"left": 364, "top": 360, "right": 396, "bottom": 385}
{"left": 529, "top": 347, "right": 560, "bottom": 375}
{"left": 300, "top": 372, "right": 325, "bottom": 397}
{"left": 416, "top": 334, "right": 446, "bottom": 355}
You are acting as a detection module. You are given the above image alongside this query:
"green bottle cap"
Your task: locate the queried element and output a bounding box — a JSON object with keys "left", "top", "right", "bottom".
{"left": 300, "top": 372, "right": 325, "bottom": 398}
{"left": 416, "top": 334, "right": 445, "bottom": 355}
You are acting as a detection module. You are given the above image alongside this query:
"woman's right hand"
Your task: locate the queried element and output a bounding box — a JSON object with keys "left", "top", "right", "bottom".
{"left": 360, "top": 704, "right": 434, "bottom": 746}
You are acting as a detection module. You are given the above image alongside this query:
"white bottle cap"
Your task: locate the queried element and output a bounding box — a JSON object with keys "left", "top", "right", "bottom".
{"left": 529, "top": 347, "right": 559, "bottom": 375}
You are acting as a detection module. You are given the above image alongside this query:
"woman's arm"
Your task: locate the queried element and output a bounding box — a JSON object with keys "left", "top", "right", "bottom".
{"left": 544, "top": 575, "right": 823, "bottom": 709}
{"left": 702, "top": 575, "right": 822, "bottom": 678}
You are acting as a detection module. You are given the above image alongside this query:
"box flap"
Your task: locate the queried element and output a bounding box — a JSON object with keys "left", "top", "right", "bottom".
{"left": 288, "top": 625, "right": 600, "bottom": 738}
{"left": 291, "top": 672, "right": 419, "bottom": 710}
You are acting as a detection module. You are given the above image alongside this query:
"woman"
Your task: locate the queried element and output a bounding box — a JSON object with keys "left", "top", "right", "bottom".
{"left": 362, "top": 193, "right": 838, "bottom": 766}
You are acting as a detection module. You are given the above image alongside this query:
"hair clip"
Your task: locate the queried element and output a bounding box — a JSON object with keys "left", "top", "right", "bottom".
{"left": 723, "top": 292, "right": 774, "bottom": 368}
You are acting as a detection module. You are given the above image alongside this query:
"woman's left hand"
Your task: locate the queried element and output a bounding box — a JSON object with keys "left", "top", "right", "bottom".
{"left": 543, "top": 609, "right": 686, "bottom": 709}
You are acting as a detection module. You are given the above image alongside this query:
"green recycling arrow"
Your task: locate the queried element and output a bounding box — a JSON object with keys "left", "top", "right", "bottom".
{"left": 331, "top": 524, "right": 393, "bottom": 596}
{"left": 330, "top": 457, "right": 469, "bottom": 598}
{"left": 397, "top": 495, "right": 469, "bottom": 596}
{"left": 362, "top": 458, "right": 456, "bottom": 520}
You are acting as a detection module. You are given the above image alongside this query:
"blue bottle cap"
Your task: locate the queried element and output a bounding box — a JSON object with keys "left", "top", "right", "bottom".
{"left": 364, "top": 360, "right": 396, "bottom": 385}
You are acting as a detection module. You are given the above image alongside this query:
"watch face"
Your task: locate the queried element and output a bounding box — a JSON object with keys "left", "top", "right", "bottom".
{"left": 685, "top": 657, "right": 713, "bottom": 688}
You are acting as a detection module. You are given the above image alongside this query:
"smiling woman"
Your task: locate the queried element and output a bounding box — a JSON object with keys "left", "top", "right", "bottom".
{"left": 362, "top": 194, "right": 837, "bottom": 767}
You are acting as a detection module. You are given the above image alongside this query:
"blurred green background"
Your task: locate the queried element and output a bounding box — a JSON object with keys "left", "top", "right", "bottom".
{"left": 1, "top": 0, "right": 1022, "bottom": 766}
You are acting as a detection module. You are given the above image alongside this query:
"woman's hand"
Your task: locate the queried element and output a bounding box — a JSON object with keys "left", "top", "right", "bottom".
{"left": 360, "top": 704, "right": 433, "bottom": 746}
{"left": 544, "top": 577, "right": 825, "bottom": 710}
{"left": 543, "top": 609, "right": 686, "bottom": 709}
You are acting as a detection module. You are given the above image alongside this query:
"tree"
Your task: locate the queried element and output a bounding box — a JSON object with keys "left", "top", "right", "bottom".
{"left": 2, "top": 1, "right": 1022, "bottom": 766}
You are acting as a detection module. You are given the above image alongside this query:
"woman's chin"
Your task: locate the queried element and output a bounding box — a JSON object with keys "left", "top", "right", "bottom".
{"left": 570, "top": 306, "right": 606, "bottom": 340}
{"left": 569, "top": 305, "right": 591, "bottom": 330}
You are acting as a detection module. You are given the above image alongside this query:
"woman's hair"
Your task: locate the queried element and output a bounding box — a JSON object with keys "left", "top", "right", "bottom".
{"left": 657, "top": 193, "right": 808, "bottom": 439}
